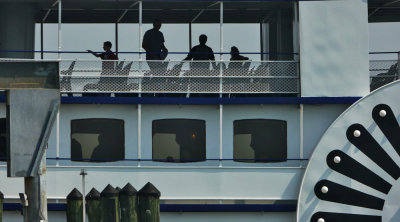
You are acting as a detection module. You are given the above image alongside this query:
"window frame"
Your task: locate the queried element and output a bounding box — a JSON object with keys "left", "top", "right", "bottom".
{"left": 152, "top": 118, "right": 206, "bottom": 163}
{"left": 70, "top": 118, "right": 125, "bottom": 162}
{"left": 233, "top": 118, "right": 287, "bottom": 163}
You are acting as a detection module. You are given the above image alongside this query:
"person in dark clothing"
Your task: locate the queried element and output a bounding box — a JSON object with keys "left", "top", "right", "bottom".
{"left": 87, "top": 41, "right": 118, "bottom": 73}
{"left": 184, "top": 34, "right": 215, "bottom": 71}
{"left": 142, "top": 19, "right": 168, "bottom": 61}
{"left": 85, "top": 41, "right": 118, "bottom": 96}
{"left": 185, "top": 34, "right": 215, "bottom": 61}
{"left": 87, "top": 41, "right": 119, "bottom": 60}
{"left": 230, "top": 46, "right": 249, "bottom": 61}
{"left": 228, "top": 46, "right": 250, "bottom": 72}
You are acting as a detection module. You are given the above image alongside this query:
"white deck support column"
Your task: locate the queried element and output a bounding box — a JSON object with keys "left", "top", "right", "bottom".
{"left": 138, "top": 1, "right": 143, "bottom": 167}
{"left": 139, "top": 1, "right": 143, "bottom": 61}
{"left": 219, "top": 1, "right": 223, "bottom": 61}
{"left": 299, "top": 104, "right": 303, "bottom": 167}
{"left": 58, "top": 0, "right": 62, "bottom": 60}
{"left": 219, "top": 1, "right": 223, "bottom": 95}
{"left": 56, "top": 0, "right": 62, "bottom": 167}
{"left": 219, "top": 104, "right": 223, "bottom": 167}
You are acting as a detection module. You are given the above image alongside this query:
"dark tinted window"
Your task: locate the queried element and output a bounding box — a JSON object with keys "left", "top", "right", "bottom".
{"left": 71, "top": 119, "right": 124, "bottom": 162}
{"left": 234, "top": 119, "right": 287, "bottom": 162}
{"left": 0, "top": 118, "right": 6, "bottom": 161}
{"left": 152, "top": 119, "right": 206, "bottom": 162}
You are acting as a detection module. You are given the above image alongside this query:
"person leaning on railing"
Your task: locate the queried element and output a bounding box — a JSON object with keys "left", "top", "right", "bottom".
{"left": 87, "top": 41, "right": 119, "bottom": 74}
{"left": 87, "top": 41, "right": 118, "bottom": 60}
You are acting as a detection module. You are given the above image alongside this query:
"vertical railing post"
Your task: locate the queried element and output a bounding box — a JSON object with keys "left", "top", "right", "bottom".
{"left": 219, "top": 1, "right": 224, "bottom": 95}
{"left": 58, "top": 0, "right": 62, "bottom": 60}
{"left": 138, "top": 183, "right": 160, "bottom": 222}
{"left": 119, "top": 183, "right": 138, "bottom": 222}
{"left": 86, "top": 188, "right": 101, "bottom": 222}
{"left": 101, "top": 184, "right": 120, "bottom": 222}
{"left": 397, "top": 51, "right": 400, "bottom": 80}
{"left": 66, "top": 188, "right": 83, "bottom": 222}
{"left": 0, "top": 191, "right": 3, "bottom": 222}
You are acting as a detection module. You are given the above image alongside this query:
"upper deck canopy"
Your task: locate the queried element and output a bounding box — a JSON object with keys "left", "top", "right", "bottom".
{"left": 32, "top": 0, "right": 294, "bottom": 24}
{"left": 368, "top": 0, "right": 400, "bottom": 22}
{"left": 1, "top": 0, "right": 398, "bottom": 23}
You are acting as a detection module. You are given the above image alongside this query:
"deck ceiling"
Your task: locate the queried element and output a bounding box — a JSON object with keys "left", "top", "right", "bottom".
{"left": 369, "top": 0, "right": 400, "bottom": 22}
{"left": 34, "top": 1, "right": 293, "bottom": 23}
{"left": 3, "top": 0, "right": 399, "bottom": 23}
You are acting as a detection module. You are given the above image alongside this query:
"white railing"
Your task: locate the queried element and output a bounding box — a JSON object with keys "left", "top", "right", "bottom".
{"left": 59, "top": 60, "right": 299, "bottom": 94}
{"left": 370, "top": 60, "right": 400, "bottom": 91}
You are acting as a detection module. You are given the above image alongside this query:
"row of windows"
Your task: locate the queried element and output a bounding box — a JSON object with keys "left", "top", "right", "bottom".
{"left": 1, "top": 118, "right": 287, "bottom": 163}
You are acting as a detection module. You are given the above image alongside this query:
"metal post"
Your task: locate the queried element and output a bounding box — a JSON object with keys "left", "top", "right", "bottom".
{"left": 293, "top": 1, "right": 299, "bottom": 62}
{"left": 219, "top": 105, "right": 223, "bottom": 167}
{"left": 116, "top": 23, "right": 119, "bottom": 57}
{"left": 138, "top": 104, "right": 142, "bottom": 167}
{"left": 41, "top": 23, "right": 44, "bottom": 60}
{"left": 58, "top": 0, "right": 62, "bottom": 60}
{"left": 139, "top": 1, "right": 143, "bottom": 61}
{"left": 259, "top": 22, "right": 263, "bottom": 61}
{"left": 24, "top": 150, "right": 48, "bottom": 222}
{"left": 56, "top": 110, "right": 60, "bottom": 166}
{"left": 299, "top": 104, "right": 304, "bottom": 167}
{"left": 189, "top": 22, "right": 192, "bottom": 50}
{"left": 397, "top": 51, "right": 400, "bottom": 80}
{"left": 80, "top": 169, "right": 87, "bottom": 222}
{"left": 138, "top": 1, "right": 143, "bottom": 97}
{"left": 219, "top": 1, "right": 224, "bottom": 96}
{"left": 0, "top": 191, "right": 3, "bottom": 222}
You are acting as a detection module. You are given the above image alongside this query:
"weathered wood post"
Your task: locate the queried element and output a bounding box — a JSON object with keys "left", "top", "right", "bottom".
{"left": 101, "top": 184, "right": 120, "bottom": 222}
{"left": 66, "top": 188, "right": 83, "bottom": 222}
{"left": 119, "top": 183, "right": 138, "bottom": 222}
{"left": 86, "top": 188, "right": 101, "bottom": 222}
{"left": 0, "top": 191, "right": 3, "bottom": 222}
{"left": 138, "top": 182, "right": 161, "bottom": 222}
{"left": 115, "top": 186, "right": 121, "bottom": 221}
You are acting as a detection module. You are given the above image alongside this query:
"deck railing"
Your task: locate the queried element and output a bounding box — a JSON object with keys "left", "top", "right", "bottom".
{"left": 59, "top": 60, "right": 299, "bottom": 94}
{"left": 370, "top": 60, "right": 400, "bottom": 91}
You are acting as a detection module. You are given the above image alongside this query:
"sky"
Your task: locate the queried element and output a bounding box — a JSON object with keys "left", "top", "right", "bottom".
{"left": 34, "top": 22, "right": 400, "bottom": 61}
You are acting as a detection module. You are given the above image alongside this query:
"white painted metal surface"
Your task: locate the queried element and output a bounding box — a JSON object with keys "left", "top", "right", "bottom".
{"left": 299, "top": 0, "right": 369, "bottom": 97}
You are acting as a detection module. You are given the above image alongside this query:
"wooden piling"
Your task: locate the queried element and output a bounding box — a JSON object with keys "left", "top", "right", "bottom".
{"left": 138, "top": 182, "right": 161, "bottom": 222}
{"left": 119, "top": 183, "right": 138, "bottom": 222}
{"left": 101, "top": 184, "right": 120, "bottom": 222}
{"left": 66, "top": 188, "right": 83, "bottom": 222}
{"left": 86, "top": 188, "right": 101, "bottom": 222}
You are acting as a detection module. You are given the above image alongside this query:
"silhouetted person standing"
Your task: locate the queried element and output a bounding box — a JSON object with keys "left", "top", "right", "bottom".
{"left": 142, "top": 19, "right": 168, "bottom": 62}
{"left": 185, "top": 34, "right": 215, "bottom": 61}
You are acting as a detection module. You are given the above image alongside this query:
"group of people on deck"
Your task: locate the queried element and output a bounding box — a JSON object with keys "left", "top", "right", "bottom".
{"left": 87, "top": 19, "right": 249, "bottom": 64}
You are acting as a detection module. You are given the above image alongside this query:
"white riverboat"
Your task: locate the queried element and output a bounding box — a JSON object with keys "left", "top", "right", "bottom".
{"left": 0, "top": 0, "right": 399, "bottom": 221}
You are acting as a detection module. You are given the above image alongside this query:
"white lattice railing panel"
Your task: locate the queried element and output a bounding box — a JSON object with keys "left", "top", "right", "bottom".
{"left": 370, "top": 60, "right": 400, "bottom": 91}
{"left": 60, "top": 60, "right": 299, "bottom": 94}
